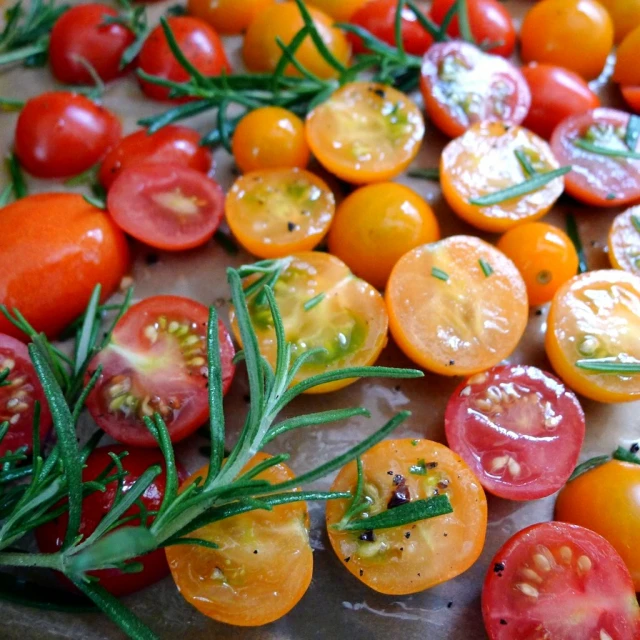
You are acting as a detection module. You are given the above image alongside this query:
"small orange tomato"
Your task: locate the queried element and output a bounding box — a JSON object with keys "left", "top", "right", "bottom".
{"left": 328, "top": 182, "right": 439, "bottom": 289}
{"left": 497, "top": 223, "right": 579, "bottom": 306}
{"left": 609, "top": 207, "right": 640, "bottom": 275}
{"left": 597, "top": 0, "right": 640, "bottom": 42}
{"left": 186, "top": 0, "right": 275, "bottom": 34}
{"left": 614, "top": 24, "right": 640, "bottom": 86}
{"left": 440, "top": 122, "right": 564, "bottom": 233}
{"left": 386, "top": 236, "right": 528, "bottom": 376}
{"left": 307, "top": 0, "right": 368, "bottom": 21}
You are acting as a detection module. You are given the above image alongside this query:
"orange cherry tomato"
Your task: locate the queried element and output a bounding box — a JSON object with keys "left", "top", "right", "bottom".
{"left": 307, "top": 0, "right": 368, "bottom": 21}
{"left": 225, "top": 168, "right": 335, "bottom": 259}
{"left": 232, "top": 107, "right": 310, "bottom": 174}
{"left": 546, "top": 270, "right": 640, "bottom": 403}
{"left": 614, "top": 24, "right": 640, "bottom": 86}
{"left": 242, "top": 1, "right": 350, "bottom": 80}
{"left": 440, "top": 122, "right": 565, "bottom": 233}
{"left": 306, "top": 81, "right": 425, "bottom": 184}
{"left": 621, "top": 85, "right": 640, "bottom": 112}
{"left": 326, "top": 439, "right": 487, "bottom": 595}
{"left": 186, "top": 0, "right": 275, "bottom": 34}
{"left": 327, "top": 182, "right": 440, "bottom": 289}
{"left": 497, "top": 223, "right": 579, "bottom": 306}
{"left": 386, "top": 236, "right": 528, "bottom": 376}
{"left": 166, "top": 453, "right": 312, "bottom": 626}
{"left": 608, "top": 206, "right": 640, "bottom": 275}
{"left": 597, "top": 0, "right": 640, "bottom": 42}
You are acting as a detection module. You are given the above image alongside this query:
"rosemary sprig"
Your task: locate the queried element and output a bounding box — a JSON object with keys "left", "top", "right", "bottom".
{"left": 575, "top": 358, "right": 640, "bottom": 373}
{"left": 573, "top": 138, "right": 640, "bottom": 160}
{"left": 568, "top": 444, "right": 640, "bottom": 481}
{"left": 565, "top": 213, "right": 588, "bottom": 274}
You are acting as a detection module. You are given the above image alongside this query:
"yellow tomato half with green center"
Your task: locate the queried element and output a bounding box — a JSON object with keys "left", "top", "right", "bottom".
{"left": 608, "top": 206, "right": 640, "bottom": 275}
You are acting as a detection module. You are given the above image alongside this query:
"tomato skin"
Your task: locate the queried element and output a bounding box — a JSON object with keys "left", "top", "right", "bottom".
{"left": 15, "top": 92, "right": 121, "bottom": 179}
{"left": 0, "top": 194, "right": 129, "bottom": 340}
{"left": 597, "top": 0, "right": 640, "bottom": 43}
{"left": 521, "top": 64, "right": 601, "bottom": 140}
{"left": 99, "top": 126, "right": 212, "bottom": 190}
{"left": 614, "top": 24, "right": 640, "bottom": 86}
{"left": 138, "top": 17, "right": 230, "bottom": 102}
{"left": 608, "top": 206, "right": 640, "bottom": 275}
{"left": 307, "top": 0, "right": 368, "bottom": 22}
{"left": 186, "top": 0, "right": 275, "bottom": 34}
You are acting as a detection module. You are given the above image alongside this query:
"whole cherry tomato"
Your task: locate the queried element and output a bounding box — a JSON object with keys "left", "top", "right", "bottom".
{"left": 307, "top": 0, "right": 368, "bottom": 21}
{"left": 614, "top": 24, "right": 640, "bottom": 86}
{"left": 186, "top": 0, "right": 275, "bottom": 34}
{"left": 597, "top": 0, "right": 640, "bottom": 43}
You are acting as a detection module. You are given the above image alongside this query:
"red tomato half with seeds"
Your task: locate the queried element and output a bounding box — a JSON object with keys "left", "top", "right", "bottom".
{"left": 86, "top": 296, "right": 235, "bottom": 447}
{"left": 444, "top": 365, "right": 585, "bottom": 501}
{"left": 482, "top": 522, "right": 640, "bottom": 639}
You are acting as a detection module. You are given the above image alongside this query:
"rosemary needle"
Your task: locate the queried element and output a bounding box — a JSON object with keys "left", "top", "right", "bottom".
{"left": 575, "top": 358, "right": 640, "bottom": 374}
{"left": 573, "top": 138, "right": 640, "bottom": 160}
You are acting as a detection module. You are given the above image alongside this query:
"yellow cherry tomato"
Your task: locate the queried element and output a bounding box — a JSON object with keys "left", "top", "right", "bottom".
{"left": 225, "top": 168, "right": 335, "bottom": 259}
{"left": 186, "top": 0, "right": 275, "bottom": 34}
{"left": 608, "top": 206, "right": 640, "bottom": 275}
{"left": 306, "top": 82, "right": 425, "bottom": 184}
{"left": 597, "top": 0, "right": 640, "bottom": 43}
{"left": 614, "top": 24, "right": 640, "bottom": 86}
{"left": 546, "top": 269, "right": 640, "bottom": 402}
{"left": 386, "top": 235, "right": 528, "bottom": 376}
{"left": 327, "top": 182, "right": 440, "bottom": 289}
{"left": 440, "top": 122, "right": 564, "bottom": 233}
{"left": 497, "top": 222, "right": 579, "bottom": 306}
{"left": 307, "top": 0, "right": 369, "bottom": 21}
{"left": 232, "top": 107, "right": 310, "bottom": 174}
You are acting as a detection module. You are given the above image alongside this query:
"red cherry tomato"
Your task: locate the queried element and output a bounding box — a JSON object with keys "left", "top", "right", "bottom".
{"left": 482, "top": 522, "right": 640, "bottom": 639}
{"left": 99, "top": 126, "right": 213, "bottom": 190}
{"left": 521, "top": 63, "right": 601, "bottom": 139}
{"left": 621, "top": 85, "right": 640, "bottom": 112}
{"left": 430, "top": 0, "right": 516, "bottom": 57}
{"left": 86, "top": 296, "right": 235, "bottom": 447}
{"left": 14, "top": 92, "right": 121, "bottom": 179}
{"left": 48, "top": 4, "right": 136, "bottom": 84}
{"left": 36, "top": 445, "right": 187, "bottom": 596}
{"left": 137, "top": 17, "right": 230, "bottom": 102}
{"left": 444, "top": 365, "right": 585, "bottom": 501}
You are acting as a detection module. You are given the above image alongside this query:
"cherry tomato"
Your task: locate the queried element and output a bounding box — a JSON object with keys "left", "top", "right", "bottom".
{"left": 306, "top": 81, "right": 424, "bottom": 184}
{"left": 167, "top": 453, "right": 312, "bottom": 626}
{"left": 232, "top": 107, "right": 310, "bottom": 174}
{"left": 445, "top": 365, "right": 585, "bottom": 501}
{"left": 520, "top": 0, "right": 614, "bottom": 81}
{"left": 608, "top": 206, "right": 640, "bottom": 275}
{"left": 386, "top": 236, "right": 528, "bottom": 376}
{"left": 441, "top": 122, "right": 564, "bottom": 233}
{"left": 138, "top": 17, "right": 230, "bottom": 102}
{"left": 107, "top": 164, "right": 224, "bottom": 251}
{"left": 420, "top": 41, "right": 530, "bottom": 139}
{"left": 48, "top": 4, "right": 135, "bottom": 84}
{"left": 0, "top": 334, "right": 52, "bottom": 457}
{"left": 497, "top": 222, "right": 579, "bottom": 306}
{"left": 430, "top": 0, "right": 516, "bottom": 57}
{"left": 242, "top": 2, "right": 350, "bottom": 80}
{"left": 14, "top": 92, "right": 121, "bottom": 179}
{"left": 546, "top": 270, "right": 640, "bottom": 403}
{"left": 621, "top": 85, "right": 640, "bottom": 113}
{"left": 230, "top": 252, "right": 388, "bottom": 393}
{"left": 556, "top": 457, "right": 640, "bottom": 590}
{"left": 521, "top": 64, "right": 601, "bottom": 140}
{"left": 186, "top": 0, "right": 275, "bottom": 34}
{"left": 551, "top": 108, "right": 640, "bottom": 207}
{"left": 614, "top": 24, "right": 640, "bottom": 86}
{"left": 86, "top": 296, "right": 235, "bottom": 447}
{"left": 99, "top": 126, "right": 213, "bottom": 191}
{"left": 307, "top": 0, "right": 368, "bottom": 22}
{"left": 225, "top": 168, "right": 335, "bottom": 259}
{"left": 482, "top": 522, "right": 640, "bottom": 639}
{"left": 36, "top": 446, "right": 186, "bottom": 596}
{"left": 327, "top": 182, "right": 440, "bottom": 289}
{"left": 0, "top": 194, "right": 129, "bottom": 340}
{"left": 597, "top": 0, "right": 640, "bottom": 42}
{"left": 326, "top": 439, "right": 487, "bottom": 595}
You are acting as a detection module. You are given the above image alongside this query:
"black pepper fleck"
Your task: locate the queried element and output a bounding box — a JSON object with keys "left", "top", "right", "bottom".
{"left": 145, "top": 253, "right": 159, "bottom": 265}
{"left": 345, "top": 557, "right": 350, "bottom": 563}
{"left": 371, "top": 87, "right": 386, "bottom": 98}
{"left": 447, "top": 602, "right": 453, "bottom": 609}
{"left": 449, "top": 360, "right": 455, "bottom": 365}
{"left": 253, "top": 550, "right": 258, "bottom": 554}
{"left": 359, "top": 530, "right": 375, "bottom": 542}
{"left": 287, "top": 221, "right": 297, "bottom": 232}
{"left": 388, "top": 480, "right": 410, "bottom": 509}
{"left": 535, "top": 309, "right": 543, "bottom": 316}
{"left": 393, "top": 474, "right": 404, "bottom": 486}
{"left": 631, "top": 443, "right": 639, "bottom": 454}
{"left": 500, "top": 620, "right": 508, "bottom": 626}
{"left": 404, "top": 532, "right": 410, "bottom": 539}
{"left": 359, "top": 569, "right": 364, "bottom": 576}
{"left": 387, "top": 470, "right": 394, "bottom": 476}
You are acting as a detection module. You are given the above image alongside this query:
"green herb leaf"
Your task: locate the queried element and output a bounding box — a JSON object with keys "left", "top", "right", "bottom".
{"left": 455, "top": 0, "right": 475, "bottom": 43}
{"left": 303, "top": 292, "right": 325, "bottom": 311}
{"left": 632, "top": 214, "right": 640, "bottom": 234}
{"left": 431, "top": 266, "right": 449, "bottom": 281}
{"left": 625, "top": 115, "right": 640, "bottom": 151}
{"left": 479, "top": 258, "right": 493, "bottom": 277}
{"left": 573, "top": 138, "right": 640, "bottom": 160}
{"left": 568, "top": 455, "right": 610, "bottom": 482}
{"left": 408, "top": 168, "right": 440, "bottom": 181}
{"left": 565, "top": 213, "right": 588, "bottom": 274}
{"left": 575, "top": 358, "right": 640, "bottom": 374}
{"left": 613, "top": 446, "right": 640, "bottom": 465}
{"left": 6, "top": 153, "right": 26, "bottom": 200}
{"left": 83, "top": 194, "right": 106, "bottom": 210}
{"left": 514, "top": 148, "right": 536, "bottom": 177}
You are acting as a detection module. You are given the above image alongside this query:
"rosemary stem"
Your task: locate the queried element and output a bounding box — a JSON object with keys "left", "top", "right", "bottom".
{"left": 0, "top": 41, "right": 48, "bottom": 66}
{"left": 0, "top": 551, "right": 64, "bottom": 571}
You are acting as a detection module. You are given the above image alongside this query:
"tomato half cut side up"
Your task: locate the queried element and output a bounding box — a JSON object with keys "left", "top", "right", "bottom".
{"left": 86, "top": 296, "right": 235, "bottom": 447}
{"left": 444, "top": 365, "right": 585, "bottom": 500}
{"left": 107, "top": 164, "right": 225, "bottom": 251}
{"left": 482, "top": 522, "right": 640, "bottom": 640}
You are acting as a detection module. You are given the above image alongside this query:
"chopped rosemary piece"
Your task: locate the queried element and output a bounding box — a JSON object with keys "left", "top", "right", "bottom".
{"left": 303, "top": 292, "right": 325, "bottom": 311}
{"left": 479, "top": 258, "right": 493, "bottom": 277}
{"left": 625, "top": 114, "right": 640, "bottom": 151}
{"left": 514, "top": 148, "right": 536, "bottom": 177}
{"left": 575, "top": 358, "right": 640, "bottom": 373}
{"left": 5, "top": 153, "right": 26, "bottom": 200}
{"left": 565, "top": 213, "right": 588, "bottom": 274}
{"left": 83, "top": 194, "right": 106, "bottom": 210}
{"left": 0, "top": 97, "right": 24, "bottom": 112}
{"left": 568, "top": 455, "right": 610, "bottom": 482}
{"left": 632, "top": 214, "right": 640, "bottom": 234}
{"left": 573, "top": 138, "right": 640, "bottom": 160}
{"left": 613, "top": 446, "right": 640, "bottom": 465}
{"left": 431, "top": 266, "right": 449, "bottom": 281}
{"left": 408, "top": 168, "right": 440, "bottom": 181}
{"left": 409, "top": 459, "right": 428, "bottom": 475}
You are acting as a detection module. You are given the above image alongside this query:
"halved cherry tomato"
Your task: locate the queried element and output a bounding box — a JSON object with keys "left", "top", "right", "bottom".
{"left": 482, "top": 522, "right": 640, "bottom": 639}
{"left": 546, "top": 270, "right": 640, "bottom": 403}
{"left": 225, "top": 168, "right": 335, "bottom": 259}
{"left": 0, "top": 334, "right": 52, "bottom": 456}
{"left": 441, "top": 122, "right": 563, "bottom": 233}
{"left": 86, "top": 296, "right": 235, "bottom": 447}
{"left": 14, "top": 92, "right": 121, "bottom": 179}
{"left": 0, "top": 194, "right": 129, "bottom": 340}
{"left": 107, "top": 164, "right": 224, "bottom": 251}
{"left": 550, "top": 108, "right": 640, "bottom": 207}
{"left": 521, "top": 64, "right": 601, "bottom": 140}
{"left": 307, "top": 0, "right": 368, "bottom": 22}
{"left": 306, "top": 81, "right": 424, "bottom": 184}
{"left": 497, "top": 222, "right": 579, "bottom": 306}
{"left": 621, "top": 85, "right": 640, "bottom": 113}
{"left": 186, "top": 0, "right": 275, "bottom": 34}
{"left": 608, "top": 207, "right": 640, "bottom": 275}
{"left": 614, "top": 24, "right": 640, "bottom": 86}
{"left": 445, "top": 365, "right": 585, "bottom": 501}
{"left": 138, "top": 17, "right": 230, "bottom": 102}
{"left": 232, "top": 107, "right": 310, "bottom": 174}
{"left": 230, "top": 252, "right": 388, "bottom": 393}
{"left": 520, "top": 0, "right": 614, "bottom": 81}
{"left": 167, "top": 453, "right": 312, "bottom": 626}
{"left": 420, "top": 41, "right": 530, "bottom": 139}
{"left": 326, "top": 439, "right": 487, "bottom": 595}
{"left": 242, "top": 2, "right": 350, "bottom": 80}
{"left": 598, "top": 0, "right": 640, "bottom": 42}
{"left": 36, "top": 445, "right": 186, "bottom": 596}
{"left": 99, "top": 126, "right": 213, "bottom": 191}
{"left": 386, "top": 236, "right": 528, "bottom": 376}
{"left": 328, "top": 182, "right": 439, "bottom": 289}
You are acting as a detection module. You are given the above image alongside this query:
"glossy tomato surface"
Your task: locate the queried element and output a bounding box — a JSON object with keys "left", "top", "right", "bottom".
{"left": 608, "top": 206, "right": 640, "bottom": 275}
{"left": 614, "top": 24, "right": 640, "bottom": 86}
{"left": 186, "top": 0, "right": 275, "bottom": 34}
